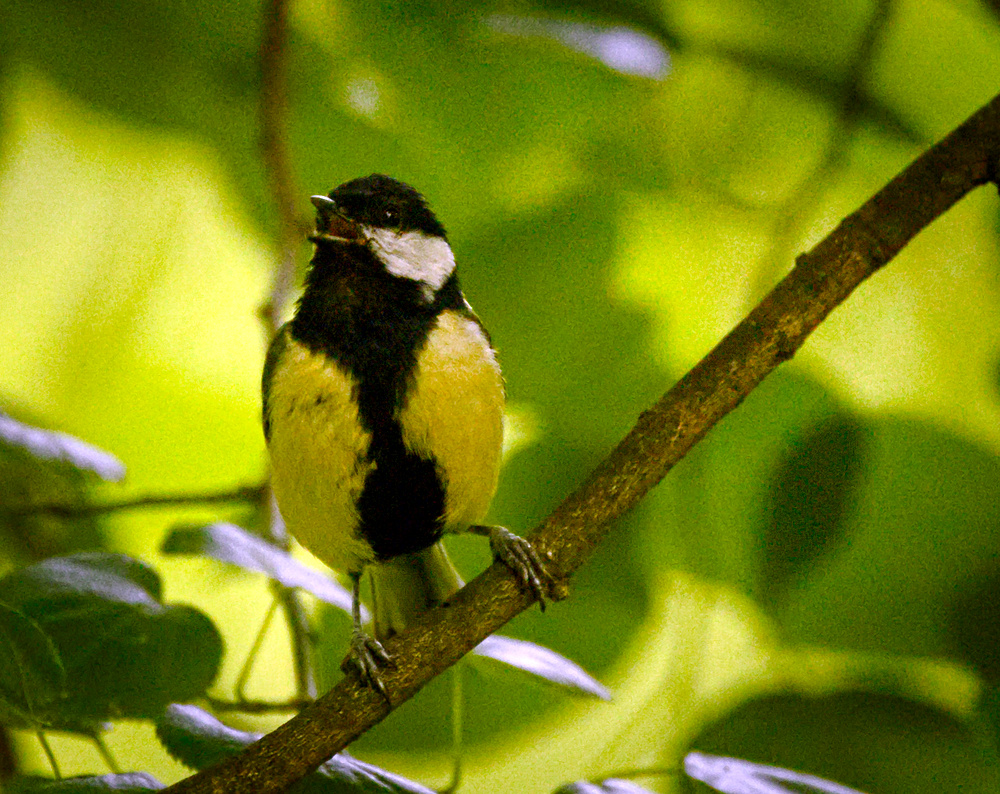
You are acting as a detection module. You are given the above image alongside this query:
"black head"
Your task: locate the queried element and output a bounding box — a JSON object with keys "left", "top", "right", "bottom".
{"left": 319, "top": 175, "right": 447, "bottom": 239}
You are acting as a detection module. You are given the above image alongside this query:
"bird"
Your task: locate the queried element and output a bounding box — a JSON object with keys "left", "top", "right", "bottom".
{"left": 262, "top": 174, "right": 550, "bottom": 695}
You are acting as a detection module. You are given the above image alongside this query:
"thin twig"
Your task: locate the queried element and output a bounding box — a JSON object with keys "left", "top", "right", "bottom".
{"left": 206, "top": 696, "right": 313, "bottom": 714}
{"left": 164, "top": 93, "right": 1000, "bottom": 794}
{"left": 36, "top": 733, "right": 60, "bottom": 780}
{"left": 259, "top": 0, "right": 302, "bottom": 335}
{"left": 276, "top": 578, "right": 318, "bottom": 700}
{"left": 1, "top": 485, "right": 266, "bottom": 518}
{"left": 258, "top": 0, "right": 317, "bottom": 703}
{"left": 696, "top": 38, "right": 919, "bottom": 145}
{"left": 91, "top": 733, "right": 120, "bottom": 774}
{"left": 437, "top": 664, "right": 464, "bottom": 794}
{"left": 236, "top": 596, "right": 281, "bottom": 702}
{"left": 753, "top": 0, "right": 894, "bottom": 295}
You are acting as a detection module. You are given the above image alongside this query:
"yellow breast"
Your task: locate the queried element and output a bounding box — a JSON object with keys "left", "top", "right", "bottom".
{"left": 265, "top": 336, "right": 376, "bottom": 573}
{"left": 400, "top": 310, "right": 505, "bottom": 531}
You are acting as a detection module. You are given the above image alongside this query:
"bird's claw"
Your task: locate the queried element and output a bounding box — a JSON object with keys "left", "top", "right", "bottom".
{"left": 487, "top": 525, "right": 552, "bottom": 610}
{"left": 346, "top": 628, "right": 393, "bottom": 699}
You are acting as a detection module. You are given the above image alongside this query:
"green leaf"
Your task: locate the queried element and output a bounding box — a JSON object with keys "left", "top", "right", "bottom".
{"left": 946, "top": 568, "right": 1000, "bottom": 684}
{"left": 691, "top": 691, "right": 1000, "bottom": 793}
{"left": 472, "top": 635, "right": 611, "bottom": 700}
{"left": 307, "top": 754, "right": 437, "bottom": 794}
{"left": 156, "top": 705, "right": 435, "bottom": 793}
{"left": 0, "top": 413, "right": 114, "bottom": 560}
{"left": 0, "top": 600, "right": 65, "bottom": 725}
{"left": 99, "top": 605, "right": 222, "bottom": 719}
{"left": 161, "top": 523, "right": 353, "bottom": 613}
{"left": 0, "top": 413, "right": 124, "bottom": 482}
{"left": 779, "top": 420, "right": 1000, "bottom": 658}
{"left": 156, "top": 704, "right": 256, "bottom": 770}
{"left": 685, "top": 752, "right": 866, "bottom": 794}
{"left": 759, "top": 415, "right": 866, "bottom": 609}
{"left": 0, "top": 552, "right": 163, "bottom": 606}
{"left": 0, "top": 553, "right": 222, "bottom": 726}
{"left": 5, "top": 773, "right": 164, "bottom": 792}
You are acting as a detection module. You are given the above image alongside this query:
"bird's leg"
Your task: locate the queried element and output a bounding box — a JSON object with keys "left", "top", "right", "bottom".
{"left": 469, "top": 525, "right": 552, "bottom": 609}
{"left": 346, "top": 571, "right": 393, "bottom": 698}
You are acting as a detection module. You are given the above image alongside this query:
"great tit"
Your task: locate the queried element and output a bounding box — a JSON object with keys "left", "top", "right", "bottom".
{"left": 262, "top": 174, "right": 549, "bottom": 694}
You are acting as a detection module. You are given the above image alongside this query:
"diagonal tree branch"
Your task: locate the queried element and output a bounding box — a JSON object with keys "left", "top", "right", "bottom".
{"left": 164, "top": 92, "right": 1000, "bottom": 794}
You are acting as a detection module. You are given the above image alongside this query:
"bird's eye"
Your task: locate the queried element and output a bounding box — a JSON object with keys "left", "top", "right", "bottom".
{"left": 383, "top": 208, "right": 397, "bottom": 225}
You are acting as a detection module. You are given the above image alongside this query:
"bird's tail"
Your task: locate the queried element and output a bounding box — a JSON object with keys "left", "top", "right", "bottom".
{"left": 369, "top": 541, "right": 464, "bottom": 642}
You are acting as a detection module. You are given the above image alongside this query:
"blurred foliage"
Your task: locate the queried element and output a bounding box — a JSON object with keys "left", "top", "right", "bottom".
{"left": 0, "top": 0, "right": 999, "bottom": 792}
{"left": 0, "top": 553, "right": 222, "bottom": 730}
{"left": 691, "top": 692, "right": 1000, "bottom": 793}
{"left": 0, "top": 412, "right": 113, "bottom": 564}
{"left": 6, "top": 772, "right": 165, "bottom": 793}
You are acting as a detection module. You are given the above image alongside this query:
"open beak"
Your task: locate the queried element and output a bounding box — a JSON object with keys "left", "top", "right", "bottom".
{"left": 310, "top": 195, "right": 362, "bottom": 241}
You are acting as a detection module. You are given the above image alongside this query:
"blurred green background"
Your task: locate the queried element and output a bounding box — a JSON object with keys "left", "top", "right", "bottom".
{"left": 1, "top": 0, "right": 999, "bottom": 791}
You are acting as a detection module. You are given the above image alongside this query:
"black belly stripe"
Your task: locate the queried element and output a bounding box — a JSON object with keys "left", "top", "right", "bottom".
{"left": 287, "top": 242, "right": 467, "bottom": 560}
{"left": 356, "top": 428, "right": 444, "bottom": 559}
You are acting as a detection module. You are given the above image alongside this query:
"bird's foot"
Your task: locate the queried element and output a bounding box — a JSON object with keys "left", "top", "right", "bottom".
{"left": 476, "top": 525, "right": 552, "bottom": 610}
{"left": 346, "top": 628, "right": 393, "bottom": 699}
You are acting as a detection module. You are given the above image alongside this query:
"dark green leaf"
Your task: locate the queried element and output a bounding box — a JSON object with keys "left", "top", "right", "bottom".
{"left": 779, "top": 421, "right": 1000, "bottom": 658}
{"left": 0, "top": 413, "right": 124, "bottom": 482}
{"left": 0, "top": 600, "right": 64, "bottom": 726}
{"left": 0, "top": 413, "right": 110, "bottom": 560}
{"left": 472, "top": 635, "right": 611, "bottom": 700}
{"left": 685, "top": 751, "right": 867, "bottom": 794}
{"left": 760, "top": 415, "right": 865, "bottom": 608}
{"left": 162, "top": 523, "right": 352, "bottom": 612}
{"left": 156, "top": 704, "right": 435, "bottom": 793}
{"left": 156, "top": 704, "right": 256, "bottom": 770}
{"left": 0, "top": 552, "right": 162, "bottom": 606}
{"left": 946, "top": 567, "right": 1000, "bottom": 684}
{"left": 0, "top": 552, "right": 157, "bottom": 615}
{"left": 5, "top": 772, "right": 164, "bottom": 792}
{"left": 691, "top": 692, "right": 1000, "bottom": 793}
{"left": 97, "top": 605, "right": 222, "bottom": 719}
{"left": 0, "top": 553, "right": 222, "bottom": 726}
{"left": 306, "top": 753, "right": 436, "bottom": 794}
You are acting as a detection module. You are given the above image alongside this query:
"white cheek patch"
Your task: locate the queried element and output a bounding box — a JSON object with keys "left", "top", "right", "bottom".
{"left": 365, "top": 227, "right": 456, "bottom": 300}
